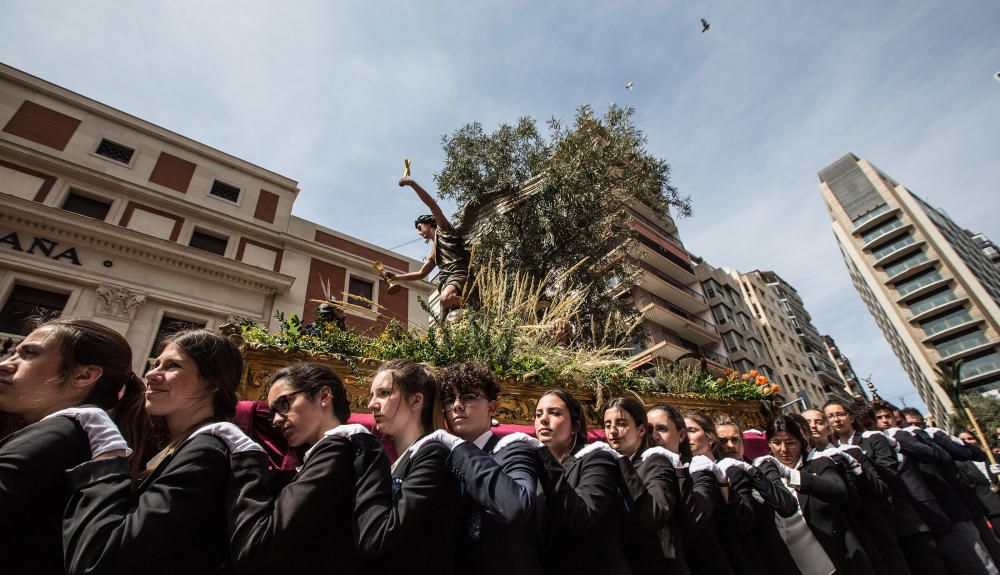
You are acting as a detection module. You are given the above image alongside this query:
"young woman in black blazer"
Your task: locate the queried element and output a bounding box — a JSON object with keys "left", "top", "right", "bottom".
{"left": 62, "top": 329, "right": 253, "bottom": 575}
{"left": 534, "top": 389, "right": 629, "bottom": 575}
{"left": 605, "top": 398, "right": 690, "bottom": 575}
{"left": 0, "top": 318, "right": 143, "bottom": 575}
{"left": 353, "top": 359, "right": 460, "bottom": 575}
{"left": 226, "top": 361, "right": 385, "bottom": 574}
{"left": 716, "top": 418, "right": 802, "bottom": 575}
{"left": 763, "top": 415, "right": 855, "bottom": 575}
{"left": 681, "top": 412, "right": 736, "bottom": 575}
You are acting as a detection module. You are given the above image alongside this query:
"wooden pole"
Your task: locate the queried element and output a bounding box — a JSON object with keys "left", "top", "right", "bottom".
{"left": 966, "top": 406, "right": 997, "bottom": 466}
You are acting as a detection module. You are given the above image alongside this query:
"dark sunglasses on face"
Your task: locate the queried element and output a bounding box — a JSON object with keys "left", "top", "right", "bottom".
{"left": 268, "top": 389, "right": 307, "bottom": 423}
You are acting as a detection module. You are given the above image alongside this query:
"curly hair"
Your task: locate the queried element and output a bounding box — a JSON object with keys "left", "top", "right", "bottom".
{"left": 439, "top": 362, "right": 501, "bottom": 401}
{"left": 414, "top": 214, "right": 437, "bottom": 228}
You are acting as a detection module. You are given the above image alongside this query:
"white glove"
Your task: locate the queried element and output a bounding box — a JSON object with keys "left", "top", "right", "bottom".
{"left": 990, "top": 464, "right": 1000, "bottom": 475}
{"left": 717, "top": 457, "right": 753, "bottom": 475}
{"left": 924, "top": 426, "right": 945, "bottom": 438}
{"left": 574, "top": 441, "right": 623, "bottom": 460}
{"left": 833, "top": 447, "right": 863, "bottom": 475}
{"left": 324, "top": 423, "right": 372, "bottom": 439}
{"left": 410, "top": 429, "right": 464, "bottom": 453}
{"left": 192, "top": 422, "right": 264, "bottom": 454}
{"left": 754, "top": 455, "right": 792, "bottom": 478}
{"left": 882, "top": 427, "right": 902, "bottom": 440}
{"left": 495, "top": 431, "right": 544, "bottom": 451}
{"left": 46, "top": 406, "right": 132, "bottom": 458}
{"left": 867, "top": 429, "right": 898, "bottom": 448}
{"left": 949, "top": 435, "right": 966, "bottom": 446}
{"left": 689, "top": 455, "right": 726, "bottom": 482}
{"left": 641, "top": 446, "right": 683, "bottom": 468}
{"left": 903, "top": 425, "right": 924, "bottom": 435}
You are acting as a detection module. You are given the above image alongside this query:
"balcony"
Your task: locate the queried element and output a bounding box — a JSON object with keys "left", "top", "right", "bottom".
{"left": 895, "top": 276, "right": 951, "bottom": 304}
{"left": 961, "top": 355, "right": 1000, "bottom": 386}
{"left": 636, "top": 261, "right": 708, "bottom": 314}
{"left": 861, "top": 221, "right": 913, "bottom": 251}
{"left": 908, "top": 296, "right": 967, "bottom": 324}
{"left": 637, "top": 291, "right": 720, "bottom": 345}
{"left": 884, "top": 258, "right": 936, "bottom": 284}
{"left": 635, "top": 232, "right": 696, "bottom": 281}
{"left": 626, "top": 208, "right": 683, "bottom": 248}
{"left": 851, "top": 204, "right": 900, "bottom": 235}
{"left": 921, "top": 317, "right": 985, "bottom": 343}
{"left": 873, "top": 239, "right": 924, "bottom": 268}
{"left": 637, "top": 331, "right": 730, "bottom": 371}
{"left": 936, "top": 340, "right": 998, "bottom": 364}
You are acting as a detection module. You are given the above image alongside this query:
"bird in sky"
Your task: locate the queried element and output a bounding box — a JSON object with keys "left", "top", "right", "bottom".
{"left": 625, "top": 81, "right": 634, "bottom": 90}
{"left": 701, "top": 18, "right": 710, "bottom": 33}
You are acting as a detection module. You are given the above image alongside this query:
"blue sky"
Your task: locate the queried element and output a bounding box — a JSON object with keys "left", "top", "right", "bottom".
{"left": 3, "top": 1, "right": 998, "bottom": 411}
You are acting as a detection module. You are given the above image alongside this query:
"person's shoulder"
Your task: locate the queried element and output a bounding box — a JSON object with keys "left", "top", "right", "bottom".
{"left": 3, "top": 415, "right": 87, "bottom": 452}
{"left": 411, "top": 441, "right": 450, "bottom": 464}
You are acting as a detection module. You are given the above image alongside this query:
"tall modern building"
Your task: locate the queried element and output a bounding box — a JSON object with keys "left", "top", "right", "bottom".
{"left": 735, "top": 270, "right": 835, "bottom": 410}
{"left": 819, "top": 153, "right": 1000, "bottom": 425}
{"left": 821, "top": 334, "right": 868, "bottom": 399}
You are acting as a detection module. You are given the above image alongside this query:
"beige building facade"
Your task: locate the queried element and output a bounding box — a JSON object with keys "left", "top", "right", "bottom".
{"left": 819, "top": 153, "right": 1000, "bottom": 425}
{"left": 0, "top": 64, "right": 433, "bottom": 378}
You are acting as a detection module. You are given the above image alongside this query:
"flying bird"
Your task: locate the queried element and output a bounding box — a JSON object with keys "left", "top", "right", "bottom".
{"left": 625, "top": 81, "right": 634, "bottom": 90}
{"left": 701, "top": 18, "right": 710, "bottom": 33}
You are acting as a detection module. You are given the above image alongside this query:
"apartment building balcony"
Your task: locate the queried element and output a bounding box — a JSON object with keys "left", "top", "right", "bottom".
{"left": 629, "top": 200, "right": 680, "bottom": 238}
{"left": 861, "top": 221, "right": 913, "bottom": 252}
{"left": 895, "top": 276, "right": 952, "bottom": 304}
{"left": 636, "top": 261, "right": 708, "bottom": 314}
{"left": 626, "top": 208, "right": 683, "bottom": 248}
{"left": 961, "top": 355, "right": 1000, "bottom": 387}
{"left": 936, "top": 340, "right": 999, "bottom": 364}
{"left": 908, "top": 296, "right": 968, "bottom": 324}
{"left": 884, "top": 258, "right": 937, "bottom": 284}
{"left": 873, "top": 240, "right": 925, "bottom": 268}
{"left": 637, "top": 291, "right": 720, "bottom": 345}
{"left": 640, "top": 330, "right": 731, "bottom": 371}
{"left": 633, "top": 228, "right": 696, "bottom": 281}
{"left": 921, "top": 317, "right": 985, "bottom": 344}
{"left": 851, "top": 204, "right": 901, "bottom": 235}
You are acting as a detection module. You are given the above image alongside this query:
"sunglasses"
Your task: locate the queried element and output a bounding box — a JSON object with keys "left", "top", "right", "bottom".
{"left": 268, "top": 389, "right": 307, "bottom": 423}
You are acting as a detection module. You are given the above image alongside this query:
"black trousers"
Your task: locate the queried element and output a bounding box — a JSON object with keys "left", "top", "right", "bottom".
{"left": 898, "top": 531, "right": 947, "bottom": 575}
{"left": 936, "top": 525, "right": 991, "bottom": 575}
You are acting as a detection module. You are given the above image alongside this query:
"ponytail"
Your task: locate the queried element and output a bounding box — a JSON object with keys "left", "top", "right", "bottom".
{"left": 110, "top": 372, "right": 151, "bottom": 477}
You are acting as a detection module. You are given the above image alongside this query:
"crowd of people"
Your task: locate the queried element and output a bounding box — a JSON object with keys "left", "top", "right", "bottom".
{"left": 2, "top": 317, "right": 1000, "bottom": 575}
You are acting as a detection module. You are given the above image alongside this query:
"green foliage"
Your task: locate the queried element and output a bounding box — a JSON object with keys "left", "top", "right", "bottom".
{"left": 435, "top": 104, "right": 690, "bottom": 346}
{"left": 950, "top": 392, "right": 1000, "bottom": 438}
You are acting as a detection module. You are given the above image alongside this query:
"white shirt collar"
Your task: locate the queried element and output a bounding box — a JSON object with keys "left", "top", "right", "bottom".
{"left": 473, "top": 430, "right": 494, "bottom": 451}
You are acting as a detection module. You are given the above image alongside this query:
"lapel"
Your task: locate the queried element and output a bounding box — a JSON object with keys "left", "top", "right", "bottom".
{"left": 795, "top": 457, "right": 811, "bottom": 516}
{"left": 392, "top": 449, "right": 414, "bottom": 478}
{"left": 483, "top": 433, "right": 500, "bottom": 456}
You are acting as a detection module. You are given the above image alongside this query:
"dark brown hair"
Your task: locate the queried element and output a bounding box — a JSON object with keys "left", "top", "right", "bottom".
{"left": 765, "top": 415, "right": 810, "bottom": 454}
{"left": 605, "top": 396, "right": 650, "bottom": 454}
{"left": 41, "top": 318, "right": 148, "bottom": 474}
{"left": 683, "top": 411, "right": 719, "bottom": 458}
{"left": 648, "top": 402, "right": 692, "bottom": 460}
{"left": 439, "top": 362, "right": 501, "bottom": 401}
{"left": 375, "top": 359, "right": 442, "bottom": 432}
{"left": 540, "top": 389, "right": 588, "bottom": 456}
{"left": 270, "top": 362, "right": 351, "bottom": 423}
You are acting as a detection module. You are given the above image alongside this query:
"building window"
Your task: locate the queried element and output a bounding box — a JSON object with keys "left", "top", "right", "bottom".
{"left": 62, "top": 191, "right": 112, "bottom": 220}
{"left": 148, "top": 315, "right": 206, "bottom": 362}
{"left": 711, "top": 304, "right": 732, "bottom": 325}
{"left": 209, "top": 180, "right": 241, "bottom": 203}
{"left": 961, "top": 353, "right": 1000, "bottom": 380}
{"left": 883, "top": 251, "right": 929, "bottom": 278}
{"left": 95, "top": 139, "right": 134, "bottom": 164}
{"left": 189, "top": 229, "right": 228, "bottom": 256}
{"left": 872, "top": 234, "right": 916, "bottom": 260}
{"left": 0, "top": 285, "right": 69, "bottom": 335}
{"left": 920, "top": 308, "right": 974, "bottom": 337}
{"left": 908, "top": 288, "right": 957, "bottom": 316}
{"left": 934, "top": 329, "right": 990, "bottom": 359}
{"left": 347, "top": 276, "right": 375, "bottom": 308}
{"left": 894, "top": 269, "right": 943, "bottom": 297}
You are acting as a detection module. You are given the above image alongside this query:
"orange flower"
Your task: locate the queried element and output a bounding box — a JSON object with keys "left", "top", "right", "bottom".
{"left": 771, "top": 384, "right": 781, "bottom": 393}
{"left": 756, "top": 376, "right": 768, "bottom": 385}
{"left": 716, "top": 377, "right": 724, "bottom": 383}
{"left": 749, "top": 369, "right": 758, "bottom": 378}
{"left": 723, "top": 368, "right": 735, "bottom": 377}
{"left": 741, "top": 373, "right": 750, "bottom": 381}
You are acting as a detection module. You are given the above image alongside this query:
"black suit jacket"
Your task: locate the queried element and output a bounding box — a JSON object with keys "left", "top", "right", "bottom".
{"left": 794, "top": 456, "right": 856, "bottom": 575}
{"left": 678, "top": 464, "right": 734, "bottom": 575}
{"left": 0, "top": 416, "right": 90, "bottom": 575}
{"left": 449, "top": 434, "right": 543, "bottom": 575}
{"left": 956, "top": 459, "right": 1000, "bottom": 517}
{"left": 355, "top": 441, "right": 460, "bottom": 575}
{"left": 746, "top": 460, "right": 802, "bottom": 575}
{"left": 536, "top": 447, "right": 630, "bottom": 575}
{"left": 891, "top": 429, "right": 953, "bottom": 534}
{"left": 63, "top": 434, "right": 230, "bottom": 575}
{"left": 723, "top": 466, "right": 768, "bottom": 575}
{"left": 226, "top": 433, "right": 383, "bottom": 574}
{"left": 617, "top": 451, "right": 689, "bottom": 575}
{"left": 847, "top": 431, "right": 927, "bottom": 539}
{"left": 906, "top": 429, "right": 978, "bottom": 523}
